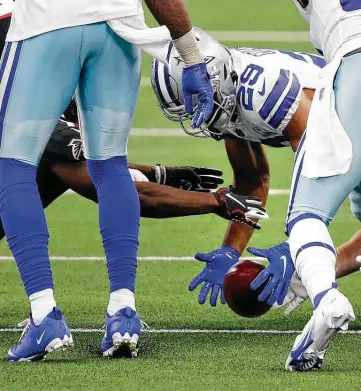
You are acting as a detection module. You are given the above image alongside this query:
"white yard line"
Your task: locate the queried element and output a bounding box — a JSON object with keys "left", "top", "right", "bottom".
{"left": 0, "top": 327, "right": 359, "bottom": 335}
{"left": 64, "top": 188, "right": 290, "bottom": 196}
{"left": 131, "top": 128, "right": 186, "bottom": 136}
{"left": 0, "top": 256, "right": 266, "bottom": 262}
{"left": 208, "top": 31, "right": 309, "bottom": 42}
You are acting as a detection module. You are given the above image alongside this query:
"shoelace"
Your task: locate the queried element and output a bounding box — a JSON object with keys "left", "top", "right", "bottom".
{"left": 16, "top": 318, "right": 30, "bottom": 343}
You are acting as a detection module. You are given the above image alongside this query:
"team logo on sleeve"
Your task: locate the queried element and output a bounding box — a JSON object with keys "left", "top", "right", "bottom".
{"left": 68, "top": 138, "right": 83, "bottom": 160}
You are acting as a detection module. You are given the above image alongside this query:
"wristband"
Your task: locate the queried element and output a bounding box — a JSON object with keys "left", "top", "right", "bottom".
{"left": 173, "top": 29, "right": 204, "bottom": 66}
{"left": 152, "top": 164, "right": 167, "bottom": 185}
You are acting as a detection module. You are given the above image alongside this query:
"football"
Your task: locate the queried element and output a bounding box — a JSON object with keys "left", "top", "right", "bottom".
{"left": 224, "top": 260, "right": 272, "bottom": 318}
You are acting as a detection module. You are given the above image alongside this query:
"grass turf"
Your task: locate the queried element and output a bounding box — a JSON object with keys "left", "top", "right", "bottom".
{"left": 0, "top": 135, "right": 360, "bottom": 390}
{"left": 1, "top": 1, "right": 360, "bottom": 389}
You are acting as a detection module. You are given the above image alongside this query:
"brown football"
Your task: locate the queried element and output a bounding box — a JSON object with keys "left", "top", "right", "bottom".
{"left": 224, "top": 259, "right": 272, "bottom": 318}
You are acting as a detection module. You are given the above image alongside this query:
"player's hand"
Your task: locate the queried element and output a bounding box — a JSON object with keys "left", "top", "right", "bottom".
{"left": 214, "top": 186, "right": 268, "bottom": 228}
{"left": 153, "top": 165, "right": 223, "bottom": 192}
{"left": 189, "top": 246, "right": 240, "bottom": 306}
{"left": 248, "top": 242, "right": 295, "bottom": 306}
{"left": 182, "top": 63, "right": 214, "bottom": 128}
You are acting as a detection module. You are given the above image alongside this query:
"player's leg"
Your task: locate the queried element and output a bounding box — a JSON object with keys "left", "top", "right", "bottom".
{"left": 76, "top": 23, "right": 141, "bottom": 357}
{"left": 0, "top": 28, "right": 83, "bottom": 361}
{"left": 284, "top": 55, "right": 361, "bottom": 371}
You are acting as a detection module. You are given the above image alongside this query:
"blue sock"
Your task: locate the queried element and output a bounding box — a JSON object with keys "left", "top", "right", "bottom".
{"left": 87, "top": 157, "right": 140, "bottom": 292}
{"left": 0, "top": 158, "right": 53, "bottom": 296}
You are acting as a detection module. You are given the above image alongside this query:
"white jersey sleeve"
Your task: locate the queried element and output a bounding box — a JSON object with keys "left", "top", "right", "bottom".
{"left": 237, "top": 64, "right": 302, "bottom": 134}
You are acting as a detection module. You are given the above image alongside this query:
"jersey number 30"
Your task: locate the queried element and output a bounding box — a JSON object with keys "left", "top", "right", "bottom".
{"left": 341, "top": 0, "right": 361, "bottom": 11}
{"left": 238, "top": 64, "right": 264, "bottom": 111}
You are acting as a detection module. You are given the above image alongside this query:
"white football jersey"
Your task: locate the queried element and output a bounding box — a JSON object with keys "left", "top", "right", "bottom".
{"left": 229, "top": 47, "right": 324, "bottom": 147}
{"left": 0, "top": 0, "right": 13, "bottom": 19}
{"left": 293, "top": 0, "right": 361, "bottom": 62}
{"left": 7, "top": 0, "right": 144, "bottom": 41}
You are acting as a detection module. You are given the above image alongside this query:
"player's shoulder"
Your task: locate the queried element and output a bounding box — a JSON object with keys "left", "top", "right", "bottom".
{"left": 236, "top": 61, "right": 302, "bottom": 135}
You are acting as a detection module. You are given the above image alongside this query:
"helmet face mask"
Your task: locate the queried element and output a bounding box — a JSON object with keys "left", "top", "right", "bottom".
{"left": 151, "top": 27, "right": 238, "bottom": 140}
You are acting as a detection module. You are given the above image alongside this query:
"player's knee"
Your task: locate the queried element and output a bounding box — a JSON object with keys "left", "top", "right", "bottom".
{"left": 0, "top": 158, "right": 37, "bottom": 189}
{"left": 286, "top": 211, "right": 329, "bottom": 237}
{"left": 87, "top": 157, "right": 129, "bottom": 186}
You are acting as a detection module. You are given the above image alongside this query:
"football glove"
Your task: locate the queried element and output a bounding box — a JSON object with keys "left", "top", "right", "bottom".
{"left": 248, "top": 242, "right": 295, "bottom": 306}
{"left": 214, "top": 186, "right": 268, "bottom": 228}
{"left": 152, "top": 165, "right": 224, "bottom": 192}
{"left": 189, "top": 246, "right": 240, "bottom": 306}
{"left": 182, "top": 63, "right": 214, "bottom": 128}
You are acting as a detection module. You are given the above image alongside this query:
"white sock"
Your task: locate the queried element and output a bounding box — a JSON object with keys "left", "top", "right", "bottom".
{"left": 29, "top": 289, "right": 56, "bottom": 326}
{"left": 107, "top": 289, "right": 135, "bottom": 316}
{"left": 289, "top": 218, "right": 336, "bottom": 305}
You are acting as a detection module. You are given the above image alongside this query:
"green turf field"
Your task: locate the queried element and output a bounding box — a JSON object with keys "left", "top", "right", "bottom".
{"left": 1, "top": 1, "right": 360, "bottom": 390}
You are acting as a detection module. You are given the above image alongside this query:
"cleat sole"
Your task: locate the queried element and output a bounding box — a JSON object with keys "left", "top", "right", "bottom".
{"left": 103, "top": 334, "right": 139, "bottom": 358}
{"left": 9, "top": 334, "right": 74, "bottom": 362}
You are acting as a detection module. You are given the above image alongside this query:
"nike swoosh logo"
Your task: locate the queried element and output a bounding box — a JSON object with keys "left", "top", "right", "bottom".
{"left": 291, "top": 328, "right": 314, "bottom": 360}
{"left": 280, "top": 256, "right": 287, "bottom": 279}
{"left": 258, "top": 80, "right": 266, "bottom": 96}
{"left": 36, "top": 330, "right": 46, "bottom": 345}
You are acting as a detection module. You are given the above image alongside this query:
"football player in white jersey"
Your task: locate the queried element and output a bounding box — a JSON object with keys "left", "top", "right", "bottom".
{"left": 276, "top": 0, "right": 361, "bottom": 371}
{"left": 152, "top": 27, "right": 361, "bottom": 369}
{"left": 0, "top": 0, "right": 215, "bottom": 362}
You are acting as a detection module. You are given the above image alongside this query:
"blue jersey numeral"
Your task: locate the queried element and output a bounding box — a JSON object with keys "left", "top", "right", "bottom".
{"left": 238, "top": 64, "right": 264, "bottom": 111}
{"left": 341, "top": 0, "right": 361, "bottom": 11}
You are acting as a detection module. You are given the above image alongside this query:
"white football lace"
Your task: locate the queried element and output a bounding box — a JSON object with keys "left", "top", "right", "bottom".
{"left": 17, "top": 318, "right": 30, "bottom": 342}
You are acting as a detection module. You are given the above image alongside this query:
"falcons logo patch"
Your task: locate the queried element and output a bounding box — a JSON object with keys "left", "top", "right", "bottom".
{"left": 68, "top": 138, "right": 83, "bottom": 160}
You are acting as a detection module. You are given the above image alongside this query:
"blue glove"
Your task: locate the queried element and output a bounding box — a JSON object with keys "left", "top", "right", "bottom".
{"left": 248, "top": 242, "right": 295, "bottom": 306}
{"left": 182, "top": 63, "right": 214, "bottom": 128}
{"left": 189, "top": 246, "right": 240, "bottom": 306}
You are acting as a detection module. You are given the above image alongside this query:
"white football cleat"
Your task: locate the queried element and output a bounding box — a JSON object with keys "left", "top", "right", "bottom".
{"left": 285, "top": 288, "right": 355, "bottom": 372}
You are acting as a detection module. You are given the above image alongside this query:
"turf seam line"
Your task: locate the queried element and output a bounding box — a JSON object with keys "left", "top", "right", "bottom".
{"left": 0, "top": 328, "right": 359, "bottom": 334}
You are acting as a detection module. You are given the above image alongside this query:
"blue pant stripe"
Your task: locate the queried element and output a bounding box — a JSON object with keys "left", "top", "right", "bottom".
{"left": 286, "top": 154, "right": 304, "bottom": 225}
{"left": 0, "top": 42, "right": 23, "bottom": 147}
{"left": 287, "top": 213, "right": 326, "bottom": 236}
{"left": 0, "top": 42, "right": 12, "bottom": 84}
{"left": 296, "top": 241, "right": 336, "bottom": 260}
{"left": 295, "top": 130, "right": 306, "bottom": 162}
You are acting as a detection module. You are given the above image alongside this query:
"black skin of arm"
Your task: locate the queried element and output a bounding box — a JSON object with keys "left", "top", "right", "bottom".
{"left": 144, "top": 0, "right": 193, "bottom": 39}
{"left": 50, "top": 162, "right": 220, "bottom": 219}
{"left": 222, "top": 137, "right": 270, "bottom": 253}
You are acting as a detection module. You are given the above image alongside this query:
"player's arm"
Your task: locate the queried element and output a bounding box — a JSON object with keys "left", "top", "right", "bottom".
{"left": 128, "top": 162, "right": 224, "bottom": 192}
{"left": 50, "top": 162, "right": 260, "bottom": 221}
{"left": 135, "top": 182, "right": 217, "bottom": 218}
{"left": 188, "top": 137, "right": 270, "bottom": 307}
{"left": 144, "top": 0, "right": 192, "bottom": 39}
{"left": 223, "top": 137, "right": 270, "bottom": 253}
{"left": 283, "top": 88, "right": 315, "bottom": 152}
